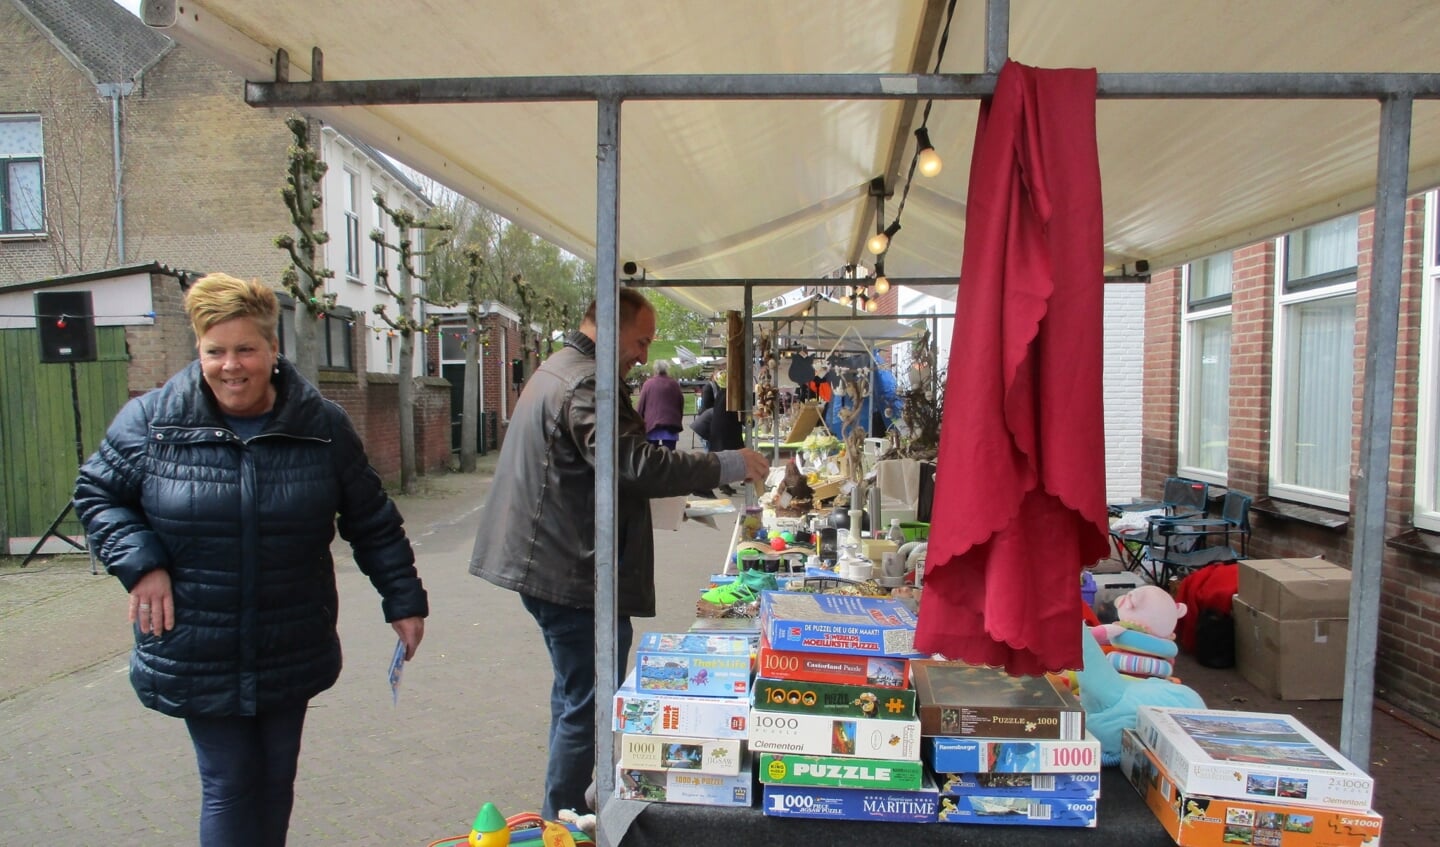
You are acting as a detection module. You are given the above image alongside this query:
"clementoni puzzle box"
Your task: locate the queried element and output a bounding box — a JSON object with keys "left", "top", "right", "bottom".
{"left": 1133, "top": 707, "right": 1374, "bottom": 811}
{"left": 928, "top": 733, "right": 1102, "bottom": 774}
{"left": 751, "top": 676, "right": 917, "bottom": 721}
{"left": 1121, "top": 729, "right": 1383, "bottom": 847}
{"left": 748, "top": 709, "right": 923, "bottom": 760}
{"left": 757, "top": 753, "right": 926, "bottom": 790}
{"left": 613, "top": 670, "right": 749, "bottom": 739}
{"left": 759, "top": 591, "right": 923, "bottom": 657}
{"left": 634, "top": 632, "right": 753, "bottom": 698}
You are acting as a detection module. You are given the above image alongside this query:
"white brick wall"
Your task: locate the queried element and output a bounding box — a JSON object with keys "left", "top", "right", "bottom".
{"left": 1103, "top": 283, "right": 1146, "bottom": 503}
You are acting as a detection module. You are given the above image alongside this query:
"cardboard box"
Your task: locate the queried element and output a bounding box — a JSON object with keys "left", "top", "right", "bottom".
{"left": 757, "top": 753, "right": 926, "bottom": 790}
{"left": 1133, "top": 707, "right": 1374, "bottom": 811}
{"left": 928, "top": 734, "right": 1102, "bottom": 774}
{"left": 755, "top": 640, "right": 910, "bottom": 688}
{"left": 1234, "top": 597, "right": 1348, "bottom": 700}
{"left": 1238, "top": 558, "right": 1352, "bottom": 620}
{"left": 761, "top": 774, "right": 938, "bottom": 823}
{"left": 752, "top": 676, "right": 916, "bottom": 721}
{"left": 910, "top": 660, "right": 1086, "bottom": 739}
{"left": 1121, "top": 729, "right": 1383, "bottom": 847}
{"left": 617, "top": 733, "right": 744, "bottom": 774}
{"left": 937, "top": 771, "right": 1101, "bottom": 800}
{"left": 747, "top": 708, "right": 922, "bottom": 760}
{"left": 759, "top": 590, "right": 922, "bottom": 657}
{"left": 613, "top": 670, "right": 750, "bottom": 739}
{"left": 935, "top": 794, "right": 1098, "bottom": 827}
{"left": 615, "top": 762, "right": 753, "bottom": 806}
{"left": 635, "top": 632, "right": 753, "bottom": 698}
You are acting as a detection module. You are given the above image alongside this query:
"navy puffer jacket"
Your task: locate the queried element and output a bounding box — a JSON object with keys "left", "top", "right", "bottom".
{"left": 73, "top": 358, "right": 428, "bottom": 718}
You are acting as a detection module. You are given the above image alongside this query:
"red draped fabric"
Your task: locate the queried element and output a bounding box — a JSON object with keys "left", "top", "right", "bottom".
{"left": 913, "top": 61, "right": 1111, "bottom": 674}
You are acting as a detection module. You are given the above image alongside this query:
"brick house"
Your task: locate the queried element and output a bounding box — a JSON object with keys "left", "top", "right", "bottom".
{"left": 0, "top": 0, "right": 522, "bottom": 549}
{"left": 1141, "top": 196, "right": 1440, "bottom": 728}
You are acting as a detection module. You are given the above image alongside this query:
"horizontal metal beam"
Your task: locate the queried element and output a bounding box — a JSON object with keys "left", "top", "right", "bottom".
{"left": 755, "top": 312, "right": 955, "bottom": 322}
{"left": 628, "top": 276, "right": 961, "bottom": 288}
{"left": 247, "top": 72, "right": 1440, "bottom": 108}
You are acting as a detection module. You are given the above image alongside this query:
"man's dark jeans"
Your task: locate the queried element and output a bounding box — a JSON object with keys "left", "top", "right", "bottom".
{"left": 520, "top": 594, "right": 633, "bottom": 819}
{"left": 184, "top": 702, "right": 308, "bottom": 847}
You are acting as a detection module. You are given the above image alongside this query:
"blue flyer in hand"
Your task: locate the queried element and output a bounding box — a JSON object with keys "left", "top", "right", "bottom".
{"left": 388, "top": 638, "right": 405, "bottom": 705}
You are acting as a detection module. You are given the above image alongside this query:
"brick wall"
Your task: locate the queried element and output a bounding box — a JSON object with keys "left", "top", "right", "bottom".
{"left": 1142, "top": 199, "right": 1440, "bottom": 727}
{"left": 125, "top": 272, "right": 194, "bottom": 394}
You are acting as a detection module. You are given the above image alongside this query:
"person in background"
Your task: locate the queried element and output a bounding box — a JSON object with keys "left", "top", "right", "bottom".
{"left": 470, "top": 288, "right": 768, "bottom": 819}
{"left": 697, "top": 363, "right": 746, "bottom": 493}
{"left": 636, "top": 358, "right": 685, "bottom": 449}
{"left": 73, "top": 273, "right": 428, "bottom": 847}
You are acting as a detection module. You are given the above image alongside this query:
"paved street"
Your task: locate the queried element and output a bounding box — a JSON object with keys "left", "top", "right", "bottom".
{"left": 2, "top": 464, "right": 1437, "bottom": 844}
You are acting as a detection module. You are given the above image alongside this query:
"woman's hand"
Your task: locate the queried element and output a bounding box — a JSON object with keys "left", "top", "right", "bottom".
{"left": 129, "top": 569, "right": 174, "bottom": 636}
{"left": 391, "top": 616, "right": 425, "bottom": 661}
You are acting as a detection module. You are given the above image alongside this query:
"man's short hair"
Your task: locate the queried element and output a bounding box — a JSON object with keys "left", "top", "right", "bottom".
{"left": 655, "top": 359, "right": 669, "bottom": 375}
{"left": 582, "top": 287, "right": 652, "bottom": 327}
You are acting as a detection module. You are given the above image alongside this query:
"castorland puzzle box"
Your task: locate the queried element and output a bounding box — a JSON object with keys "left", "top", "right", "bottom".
{"left": 761, "top": 775, "right": 939, "bottom": 823}
{"left": 1134, "top": 707, "right": 1374, "bottom": 811}
{"left": 755, "top": 641, "right": 910, "bottom": 688}
{"left": 910, "top": 660, "right": 1085, "bottom": 739}
{"left": 752, "top": 676, "right": 917, "bottom": 721}
{"left": 759, "top": 591, "right": 923, "bottom": 657}
{"left": 635, "top": 632, "right": 752, "bottom": 698}
{"left": 615, "top": 763, "right": 753, "bottom": 807}
{"left": 928, "top": 733, "right": 1102, "bottom": 774}
{"left": 748, "top": 710, "right": 923, "bottom": 760}
{"left": 758, "top": 753, "right": 926, "bottom": 790}
{"left": 1121, "top": 730, "right": 1383, "bottom": 847}
{"left": 613, "top": 671, "right": 749, "bottom": 739}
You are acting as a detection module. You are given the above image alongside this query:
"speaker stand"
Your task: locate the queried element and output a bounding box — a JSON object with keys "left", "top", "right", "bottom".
{"left": 21, "top": 360, "right": 91, "bottom": 570}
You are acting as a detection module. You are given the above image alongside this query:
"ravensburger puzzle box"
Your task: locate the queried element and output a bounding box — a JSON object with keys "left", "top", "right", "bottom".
{"left": 759, "top": 591, "right": 923, "bottom": 657}
{"left": 613, "top": 670, "right": 749, "bottom": 739}
{"left": 928, "top": 733, "right": 1102, "bottom": 774}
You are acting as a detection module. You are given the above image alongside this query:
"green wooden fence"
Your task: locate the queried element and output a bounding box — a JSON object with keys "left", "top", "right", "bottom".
{"left": 0, "top": 327, "right": 130, "bottom": 551}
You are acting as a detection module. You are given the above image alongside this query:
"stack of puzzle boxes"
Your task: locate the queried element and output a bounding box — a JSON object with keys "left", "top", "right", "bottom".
{"left": 912, "top": 659, "right": 1103, "bottom": 828}
{"left": 1122, "top": 706, "right": 1382, "bottom": 847}
{"left": 751, "top": 591, "right": 935, "bottom": 823}
{"left": 612, "top": 631, "right": 757, "bottom": 807}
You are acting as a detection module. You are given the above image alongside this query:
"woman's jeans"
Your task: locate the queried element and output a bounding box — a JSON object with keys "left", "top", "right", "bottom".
{"left": 184, "top": 703, "right": 308, "bottom": 847}
{"left": 520, "top": 594, "right": 633, "bottom": 819}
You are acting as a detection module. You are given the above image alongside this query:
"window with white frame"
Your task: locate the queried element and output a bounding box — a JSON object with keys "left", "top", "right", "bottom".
{"left": 343, "top": 168, "right": 361, "bottom": 279}
{"left": 1179, "top": 252, "right": 1233, "bottom": 480}
{"left": 1416, "top": 192, "right": 1440, "bottom": 531}
{"left": 373, "top": 196, "right": 387, "bottom": 284}
{"left": 1270, "top": 215, "right": 1359, "bottom": 509}
{"left": 1, "top": 116, "right": 45, "bottom": 235}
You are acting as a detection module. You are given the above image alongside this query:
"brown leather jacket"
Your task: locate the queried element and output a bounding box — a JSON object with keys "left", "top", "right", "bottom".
{"left": 469, "top": 332, "right": 722, "bottom": 617}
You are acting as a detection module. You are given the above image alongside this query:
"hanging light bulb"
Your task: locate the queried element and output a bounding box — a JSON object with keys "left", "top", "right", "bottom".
{"left": 867, "top": 221, "right": 901, "bottom": 255}
{"left": 866, "top": 297, "right": 879, "bottom": 313}
{"left": 874, "top": 260, "right": 890, "bottom": 295}
{"left": 915, "top": 127, "right": 943, "bottom": 178}
{"left": 840, "top": 292, "right": 852, "bottom": 306}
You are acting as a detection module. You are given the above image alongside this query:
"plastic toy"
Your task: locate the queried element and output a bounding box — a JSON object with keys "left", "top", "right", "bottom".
{"left": 470, "top": 802, "right": 509, "bottom": 847}
{"left": 1091, "top": 584, "right": 1186, "bottom": 680}
{"left": 1073, "top": 621, "right": 1204, "bottom": 766}
{"left": 426, "top": 804, "right": 594, "bottom": 847}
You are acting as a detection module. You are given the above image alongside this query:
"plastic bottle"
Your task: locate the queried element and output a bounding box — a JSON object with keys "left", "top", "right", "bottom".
{"left": 887, "top": 517, "right": 905, "bottom": 545}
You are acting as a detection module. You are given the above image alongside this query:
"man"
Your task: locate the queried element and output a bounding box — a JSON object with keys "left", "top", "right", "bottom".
{"left": 635, "top": 358, "right": 685, "bottom": 449}
{"left": 469, "top": 288, "right": 768, "bottom": 819}
{"left": 696, "top": 363, "right": 746, "bottom": 494}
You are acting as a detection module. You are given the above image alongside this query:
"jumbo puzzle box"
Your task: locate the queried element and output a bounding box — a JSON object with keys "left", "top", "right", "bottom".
{"left": 1134, "top": 708, "right": 1374, "bottom": 811}
{"left": 613, "top": 670, "right": 749, "bottom": 739}
{"left": 1121, "top": 729, "right": 1383, "bottom": 847}
{"left": 759, "top": 591, "right": 923, "bottom": 657}
{"left": 757, "top": 753, "right": 926, "bottom": 790}
{"left": 635, "top": 632, "right": 752, "bottom": 698}
{"left": 761, "top": 774, "right": 938, "bottom": 823}
{"left": 928, "top": 733, "right": 1102, "bottom": 774}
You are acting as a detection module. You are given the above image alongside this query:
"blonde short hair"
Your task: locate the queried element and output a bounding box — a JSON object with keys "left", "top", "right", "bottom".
{"left": 184, "top": 274, "right": 280, "bottom": 342}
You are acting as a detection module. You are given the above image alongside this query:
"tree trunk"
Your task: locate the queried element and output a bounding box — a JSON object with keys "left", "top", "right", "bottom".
{"left": 397, "top": 245, "right": 418, "bottom": 495}
{"left": 459, "top": 313, "right": 480, "bottom": 473}
{"left": 291, "top": 275, "right": 320, "bottom": 386}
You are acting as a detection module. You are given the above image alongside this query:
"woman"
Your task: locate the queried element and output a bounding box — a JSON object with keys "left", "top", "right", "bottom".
{"left": 73, "top": 273, "right": 427, "bottom": 846}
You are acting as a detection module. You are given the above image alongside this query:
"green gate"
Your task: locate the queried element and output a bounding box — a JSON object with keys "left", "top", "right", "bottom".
{"left": 0, "top": 327, "right": 130, "bottom": 552}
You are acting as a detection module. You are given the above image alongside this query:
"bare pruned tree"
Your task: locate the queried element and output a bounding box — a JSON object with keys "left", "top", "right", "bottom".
{"left": 273, "top": 116, "right": 335, "bottom": 386}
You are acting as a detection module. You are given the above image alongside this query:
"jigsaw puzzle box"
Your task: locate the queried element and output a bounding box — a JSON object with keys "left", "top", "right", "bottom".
{"left": 1121, "top": 729, "right": 1383, "bottom": 847}
{"left": 751, "top": 676, "right": 917, "bottom": 721}
{"left": 634, "top": 632, "right": 753, "bottom": 698}
{"left": 617, "top": 733, "right": 744, "bottom": 775}
{"left": 755, "top": 640, "right": 910, "bottom": 689}
{"left": 757, "top": 753, "right": 926, "bottom": 790}
{"left": 937, "top": 770, "right": 1101, "bottom": 800}
{"left": 614, "top": 762, "right": 753, "bottom": 807}
{"left": 928, "top": 733, "right": 1102, "bottom": 774}
{"left": 934, "top": 794, "right": 1098, "bottom": 828}
{"left": 761, "top": 774, "right": 938, "bottom": 823}
{"left": 747, "top": 709, "right": 922, "bottom": 760}
{"left": 1134, "top": 707, "right": 1374, "bottom": 811}
{"left": 613, "top": 670, "right": 749, "bottom": 739}
{"left": 759, "top": 591, "right": 923, "bottom": 657}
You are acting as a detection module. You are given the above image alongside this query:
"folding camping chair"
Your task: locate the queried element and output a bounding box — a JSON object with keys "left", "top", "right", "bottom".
{"left": 1107, "top": 477, "right": 1210, "bottom": 577}
{"left": 1148, "top": 490, "right": 1252, "bottom": 590}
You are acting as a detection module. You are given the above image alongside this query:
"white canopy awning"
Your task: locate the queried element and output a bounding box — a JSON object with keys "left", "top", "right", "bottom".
{"left": 141, "top": 0, "right": 1440, "bottom": 316}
